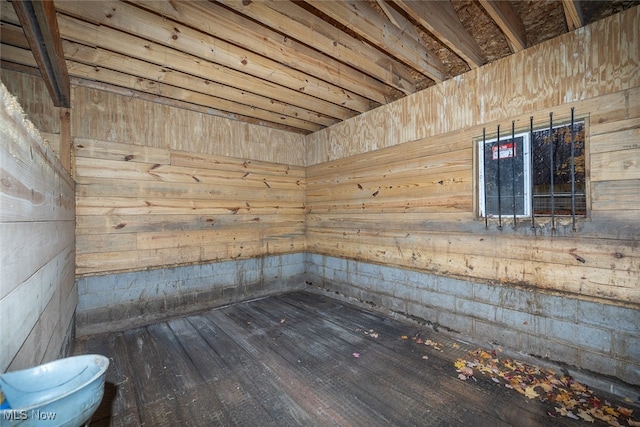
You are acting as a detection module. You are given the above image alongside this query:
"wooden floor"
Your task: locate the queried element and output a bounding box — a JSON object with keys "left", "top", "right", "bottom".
{"left": 74, "top": 291, "right": 627, "bottom": 426}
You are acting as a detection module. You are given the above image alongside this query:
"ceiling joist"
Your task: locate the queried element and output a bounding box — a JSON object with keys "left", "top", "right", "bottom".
{"left": 218, "top": 0, "right": 416, "bottom": 96}
{"left": 478, "top": 0, "right": 527, "bottom": 52}
{"left": 308, "top": 1, "right": 447, "bottom": 82}
{"left": 392, "top": 0, "right": 485, "bottom": 69}
{"left": 1, "top": 0, "right": 634, "bottom": 134}
{"left": 562, "top": 0, "right": 584, "bottom": 31}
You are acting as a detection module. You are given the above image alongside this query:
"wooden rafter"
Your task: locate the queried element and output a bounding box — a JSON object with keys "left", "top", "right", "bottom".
{"left": 131, "top": 0, "right": 384, "bottom": 107}
{"left": 392, "top": 0, "right": 485, "bottom": 69}
{"left": 478, "top": 0, "right": 527, "bottom": 52}
{"left": 562, "top": 0, "right": 584, "bottom": 31}
{"left": 54, "top": 1, "right": 358, "bottom": 121}
{"left": 11, "top": 0, "right": 70, "bottom": 107}
{"left": 308, "top": 1, "right": 447, "bottom": 82}
{"left": 217, "top": 0, "right": 416, "bottom": 96}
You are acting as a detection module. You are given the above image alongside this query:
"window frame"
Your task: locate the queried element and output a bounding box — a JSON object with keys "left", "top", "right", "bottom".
{"left": 477, "top": 130, "right": 532, "bottom": 218}
{"left": 475, "top": 116, "right": 590, "bottom": 224}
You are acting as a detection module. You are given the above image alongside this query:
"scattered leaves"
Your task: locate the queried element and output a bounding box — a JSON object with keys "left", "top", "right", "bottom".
{"left": 352, "top": 352, "right": 360, "bottom": 358}
{"left": 363, "top": 329, "right": 379, "bottom": 339}
{"left": 453, "top": 348, "right": 639, "bottom": 426}
{"left": 524, "top": 385, "right": 540, "bottom": 399}
{"left": 423, "top": 339, "right": 443, "bottom": 351}
{"left": 401, "top": 335, "right": 409, "bottom": 340}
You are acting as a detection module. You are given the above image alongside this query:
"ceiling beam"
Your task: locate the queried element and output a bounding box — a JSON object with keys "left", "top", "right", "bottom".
{"left": 562, "top": 0, "right": 583, "bottom": 31}
{"left": 392, "top": 0, "right": 485, "bottom": 69}
{"left": 478, "top": 0, "right": 526, "bottom": 53}
{"left": 308, "top": 1, "right": 447, "bottom": 82}
{"left": 11, "top": 0, "right": 70, "bottom": 107}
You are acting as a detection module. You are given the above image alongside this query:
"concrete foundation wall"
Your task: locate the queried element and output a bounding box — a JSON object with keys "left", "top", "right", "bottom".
{"left": 305, "top": 253, "right": 640, "bottom": 392}
{"left": 76, "top": 253, "right": 306, "bottom": 336}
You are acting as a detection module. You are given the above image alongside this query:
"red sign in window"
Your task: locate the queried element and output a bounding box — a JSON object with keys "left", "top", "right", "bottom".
{"left": 492, "top": 142, "right": 516, "bottom": 160}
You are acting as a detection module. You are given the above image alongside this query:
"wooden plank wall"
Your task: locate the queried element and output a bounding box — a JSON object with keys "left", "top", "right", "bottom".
{"left": 0, "top": 81, "right": 76, "bottom": 372}
{"left": 0, "top": 69, "right": 61, "bottom": 157}
{"left": 306, "top": 7, "right": 640, "bottom": 306}
{"left": 73, "top": 87, "right": 306, "bottom": 277}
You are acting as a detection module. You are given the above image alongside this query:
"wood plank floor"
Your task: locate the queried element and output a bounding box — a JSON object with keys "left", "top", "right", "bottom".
{"left": 74, "top": 291, "right": 632, "bottom": 426}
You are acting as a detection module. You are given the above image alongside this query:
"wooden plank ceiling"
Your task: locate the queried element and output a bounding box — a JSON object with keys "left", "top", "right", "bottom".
{"left": 1, "top": 0, "right": 637, "bottom": 134}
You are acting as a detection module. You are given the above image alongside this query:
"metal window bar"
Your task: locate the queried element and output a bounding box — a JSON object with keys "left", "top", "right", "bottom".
{"left": 549, "top": 112, "right": 555, "bottom": 231}
{"left": 530, "top": 116, "right": 535, "bottom": 229}
{"left": 511, "top": 120, "right": 517, "bottom": 228}
{"left": 483, "top": 127, "right": 488, "bottom": 229}
{"left": 496, "top": 124, "right": 502, "bottom": 229}
{"left": 570, "top": 107, "right": 576, "bottom": 231}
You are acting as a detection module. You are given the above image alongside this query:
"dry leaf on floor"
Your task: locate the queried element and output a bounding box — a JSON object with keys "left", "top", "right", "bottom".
{"left": 352, "top": 352, "right": 360, "bottom": 358}
{"left": 577, "top": 409, "right": 595, "bottom": 422}
{"left": 452, "top": 347, "right": 640, "bottom": 426}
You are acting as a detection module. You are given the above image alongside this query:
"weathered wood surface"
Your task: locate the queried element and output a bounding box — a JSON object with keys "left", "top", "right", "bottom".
{"left": 0, "top": 81, "right": 75, "bottom": 371}
{"left": 75, "top": 292, "right": 633, "bottom": 426}
{"left": 305, "top": 10, "right": 640, "bottom": 306}
{"left": 0, "top": 69, "right": 60, "bottom": 135}
{"left": 72, "top": 86, "right": 306, "bottom": 166}
{"left": 75, "top": 138, "right": 306, "bottom": 276}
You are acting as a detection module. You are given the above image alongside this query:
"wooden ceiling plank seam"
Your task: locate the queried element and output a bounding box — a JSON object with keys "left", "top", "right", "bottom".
{"left": 218, "top": 0, "right": 416, "bottom": 95}
{"left": 1, "top": 0, "right": 20, "bottom": 25}
{"left": 0, "top": 59, "right": 42, "bottom": 77}
{"left": 70, "top": 76, "right": 311, "bottom": 135}
{"left": 131, "top": 0, "right": 387, "bottom": 107}
{"left": 54, "top": 11, "right": 351, "bottom": 123}
{"left": 562, "top": 0, "right": 584, "bottom": 31}
{"left": 1, "top": 20, "right": 31, "bottom": 49}
{"left": 478, "top": 0, "right": 527, "bottom": 52}
{"left": 56, "top": 14, "right": 336, "bottom": 127}
{"left": 307, "top": 0, "right": 446, "bottom": 82}
{"left": 11, "top": 0, "right": 70, "bottom": 107}
{"left": 61, "top": 40, "right": 329, "bottom": 130}
{"left": 375, "top": 0, "right": 402, "bottom": 29}
{"left": 53, "top": 0, "right": 360, "bottom": 119}
{"left": 392, "top": 0, "right": 485, "bottom": 69}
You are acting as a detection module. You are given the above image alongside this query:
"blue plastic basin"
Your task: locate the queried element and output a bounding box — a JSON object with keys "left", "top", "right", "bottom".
{"left": 0, "top": 355, "right": 109, "bottom": 427}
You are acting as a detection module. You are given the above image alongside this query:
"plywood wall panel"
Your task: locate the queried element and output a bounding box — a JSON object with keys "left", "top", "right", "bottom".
{"left": 306, "top": 8, "right": 640, "bottom": 306}
{"left": 72, "top": 86, "right": 306, "bottom": 166}
{"left": 306, "top": 8, "right": 639, "bottom": 166}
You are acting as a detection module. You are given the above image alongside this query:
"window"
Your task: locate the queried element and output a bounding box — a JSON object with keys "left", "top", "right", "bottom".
{"left": 478, "top": 114, "right": 586, "bottom": 224}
